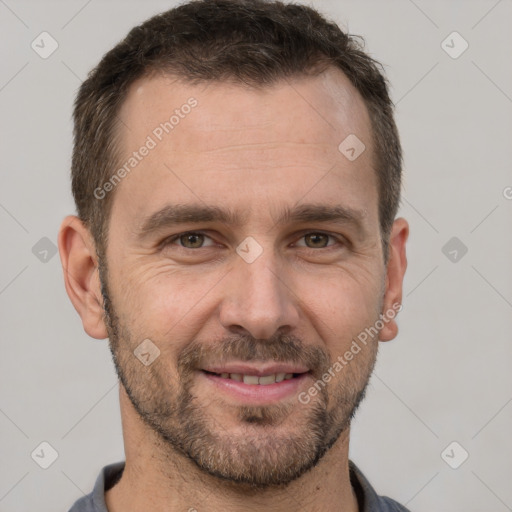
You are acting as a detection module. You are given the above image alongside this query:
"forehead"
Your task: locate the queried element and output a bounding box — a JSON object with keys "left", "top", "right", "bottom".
{"left": 110, "top": 67, "right": 377, "bottom": 231}
{"left": 119, "top": 67, "right": 372, "bottom": 151}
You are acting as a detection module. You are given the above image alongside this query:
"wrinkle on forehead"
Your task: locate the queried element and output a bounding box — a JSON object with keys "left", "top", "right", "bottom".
{"left": 117, "top": 66, "right": 372, "bottom": 155}
{"left": 109, "top": 67, "right": 378, "bottom": 237}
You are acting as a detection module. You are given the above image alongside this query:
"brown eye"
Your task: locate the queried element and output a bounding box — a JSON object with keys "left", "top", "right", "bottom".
{"left": 303, "top": 233, "right": 331, "bottom": 248}
{"left": 176, "top": 233, "right": 210, "bottom": 248}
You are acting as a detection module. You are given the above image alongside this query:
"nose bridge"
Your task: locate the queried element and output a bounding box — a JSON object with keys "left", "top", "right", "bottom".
{"left": 243, "top": 252, "right": 282, "bottom": 305}
{"left": 219, "top": 238, "right": 299, "bottom": 338}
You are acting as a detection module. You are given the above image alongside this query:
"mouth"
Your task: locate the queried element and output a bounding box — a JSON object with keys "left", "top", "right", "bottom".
{"left": 198, "top": 364, "right": 312, "bottom": 404}
{"left": 201, "top": 370, "right": 307, "bottom": 385}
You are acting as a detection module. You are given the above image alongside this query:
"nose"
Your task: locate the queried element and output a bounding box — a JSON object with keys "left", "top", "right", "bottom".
{"left": 218, "top": 246, "right": 300, "bottom": 340}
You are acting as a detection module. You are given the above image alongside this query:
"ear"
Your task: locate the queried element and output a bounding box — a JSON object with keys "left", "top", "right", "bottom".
{"left": 379, "top": 217, "right": 409, "bottom": 342}
{"left": 58, "top": 215, "right": 108, "bottom": 340}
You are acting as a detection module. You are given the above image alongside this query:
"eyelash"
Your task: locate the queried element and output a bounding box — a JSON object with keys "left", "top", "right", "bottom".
{"left": 163, "top": 230, "right": 345, "bottom": 251}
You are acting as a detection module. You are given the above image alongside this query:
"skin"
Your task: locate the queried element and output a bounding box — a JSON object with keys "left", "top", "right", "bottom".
{"left": 59, "top": 67, "right": 408, "bottom": 512}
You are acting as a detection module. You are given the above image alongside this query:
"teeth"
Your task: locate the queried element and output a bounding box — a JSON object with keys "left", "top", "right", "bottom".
{"left": 243, "top": 375, "right": 260, "bottom": 385}
{"left": 215, "top": 372, "right": 298, "bottom": 384}
{"left": 258, "top": 374, "right": 276, "bottom": 385}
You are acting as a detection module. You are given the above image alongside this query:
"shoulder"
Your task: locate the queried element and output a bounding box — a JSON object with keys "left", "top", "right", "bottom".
{"left": 68, "top": 493, "right": 95, "bottom": 512}
{"left": 67, "top": 462, "right": 125, "bottom": 512}
{"left": 349, "top": 460, "right": 411, "bottom": 512}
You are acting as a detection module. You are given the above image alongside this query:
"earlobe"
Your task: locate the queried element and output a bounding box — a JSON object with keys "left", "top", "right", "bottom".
{"left": 379, "top": 217, "right": 409, "bottom": 342}
{"left": 58, "top": 215, "right": 108, "bottom": 340}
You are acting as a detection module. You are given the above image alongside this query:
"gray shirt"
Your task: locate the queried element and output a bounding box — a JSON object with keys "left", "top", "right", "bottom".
{"left": 68, "top": 460, "right": 410, "bottom": 511}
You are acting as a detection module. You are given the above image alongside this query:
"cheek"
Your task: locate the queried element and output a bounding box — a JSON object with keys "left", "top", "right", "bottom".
{"left": 116, "top": 265, "right": 222, "bottom": 346}
{"left": 297, "top": 270, "right": 382, "bottom": 353}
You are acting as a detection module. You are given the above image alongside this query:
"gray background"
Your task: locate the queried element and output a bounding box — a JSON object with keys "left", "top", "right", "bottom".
{"left": 1, "top": 0, "right": 511, "bottom": 510}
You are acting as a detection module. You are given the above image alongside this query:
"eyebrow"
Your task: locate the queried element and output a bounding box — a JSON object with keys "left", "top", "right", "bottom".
{"left": 136, "top": 202, "right": 367, "bottom": 241}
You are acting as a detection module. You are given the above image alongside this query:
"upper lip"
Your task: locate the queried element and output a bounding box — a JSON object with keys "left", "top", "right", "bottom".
{"left": 202, "top": 362, "right": 310, "bottom": 376}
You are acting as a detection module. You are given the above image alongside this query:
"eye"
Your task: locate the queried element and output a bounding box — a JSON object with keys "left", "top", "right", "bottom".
{"left": 166, "top": 231, "right": 215, "bottom": 249}
{"left": 294, "top": 232, "right": 340, "bottom": 249}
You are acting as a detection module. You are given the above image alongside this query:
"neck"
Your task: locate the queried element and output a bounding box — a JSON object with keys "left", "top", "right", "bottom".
{"left": 105, "top": 386, "right": 359, "bottom": 512}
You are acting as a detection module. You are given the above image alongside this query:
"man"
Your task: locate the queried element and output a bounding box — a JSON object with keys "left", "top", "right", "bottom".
{"left": 59, "top": 0, "right": 409, "bottom": 510}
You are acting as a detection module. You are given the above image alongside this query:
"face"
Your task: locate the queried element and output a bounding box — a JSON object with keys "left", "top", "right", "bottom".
{"left": 100, "top": 68, "right": 388, "bottom": 487}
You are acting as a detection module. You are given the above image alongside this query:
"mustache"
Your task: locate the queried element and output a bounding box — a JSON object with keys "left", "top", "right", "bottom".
{"left": 177, "top": 332, "right": 331, "bottom": 378}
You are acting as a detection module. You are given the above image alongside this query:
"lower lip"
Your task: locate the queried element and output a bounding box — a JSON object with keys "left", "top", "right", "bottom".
{"left": 199, "top": 371, "right": 311, "bottom": 405}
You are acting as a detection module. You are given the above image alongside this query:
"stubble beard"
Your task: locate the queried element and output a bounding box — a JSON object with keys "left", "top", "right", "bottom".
{"left": 99, "top": 260, "right": 379, "bottom": 489}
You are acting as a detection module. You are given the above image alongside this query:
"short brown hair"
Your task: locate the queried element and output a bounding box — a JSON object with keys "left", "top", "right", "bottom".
{"left": 71, "top": 0, "right": 402, "bottom": 260}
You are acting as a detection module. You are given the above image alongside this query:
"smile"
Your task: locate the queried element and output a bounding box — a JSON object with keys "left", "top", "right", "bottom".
{"left": 199, "top": 367, "right": 311, "bottom": 404}
{"left": 203, "top": 371, "right": 301, "bottom": 385}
